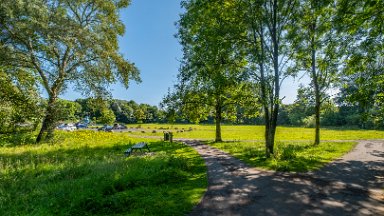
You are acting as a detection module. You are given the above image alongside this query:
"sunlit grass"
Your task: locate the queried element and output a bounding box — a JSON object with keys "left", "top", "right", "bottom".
{"left": 123, "top": 123, "right": 381, "bottom": 172}
{"left": 1, "top": 123, "right": 381, "bottom": 214}
{"left": 210, "top": 141, "right": 357, "bottom": 172}
{"left": 0, "top": 131, "right": 207, "bottom": 216}
{"left": 124, "top": 123, "right": 384, "bottom": 141}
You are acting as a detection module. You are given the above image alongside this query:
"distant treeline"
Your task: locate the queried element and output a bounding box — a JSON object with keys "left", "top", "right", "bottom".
{"left": 65, "top": 94, "right": 384, "bottom": 129}
{"left": 0, "top": 93, "right": 382, "bottom": 134}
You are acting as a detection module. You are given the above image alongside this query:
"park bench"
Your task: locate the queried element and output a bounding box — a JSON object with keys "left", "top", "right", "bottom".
{"left": 124, "top": 142, "right": 150, "bottom": 156}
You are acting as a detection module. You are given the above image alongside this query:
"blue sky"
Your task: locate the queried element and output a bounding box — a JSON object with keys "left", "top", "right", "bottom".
{"left": 62, "top": 0, "right": 302, "bottom": 105}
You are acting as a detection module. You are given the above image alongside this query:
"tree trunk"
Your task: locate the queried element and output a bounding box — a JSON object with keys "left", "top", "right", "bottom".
{"left": 312, "top": 49, "right": 321, "bottom": 145}
{"left": 36, "top": 95, "right": 58, "bottom": 143}
{"left": 265, "top": 118, "right": 272, "bottom": 157}
{"left": 215, "top": 98, "right": 223, "bottom": 142}
{"left": 314, "top": 97, "right": 321, "bottom": 145}
{"left": 311, "top": 24, "right": 321, "bottom": 145}
{"left": 267, "top": 0, "right": 280, "bottom": 157}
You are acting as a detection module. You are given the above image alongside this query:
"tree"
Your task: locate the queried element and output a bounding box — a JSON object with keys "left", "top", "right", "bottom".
{"left": 240, "top": 0, "right": 298, "bottom": 157}
{"left": 335, "top": 0, "right": 384, "bottom": 129}
{"left": 99, "top": 108, "right": 116, "bottom": 125}
{"left": 0, "top": 0, "right": 140, "bottom": 142}
{"left": 289, "top": 0, "right": 339, "bottom": 145}
{"left": 175, "top": 0, "right": 248, "bottom": 142}
{"left": 55, "top": 99, "right": 82, "bottom": 122}
{"left": 0, "top": 67, "right": 43, "bottom": 132}
{"left": 286, "top": 86, "right": 315, "bottom": 126}
{"left": 134, "top": 108, "right": 145, "bottom": 124}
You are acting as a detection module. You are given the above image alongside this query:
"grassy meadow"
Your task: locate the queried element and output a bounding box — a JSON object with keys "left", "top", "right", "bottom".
{"left": 1, "top": 124, "right": 382, "bottom": 215}
{"left": 123, "top": 124, "right": 383, "bottom": 172}
{"left": 123, "top": 123, "right": 384, "bottom": 141}
{"left": 0, "top": 131, "right": 207, "bottom": 216}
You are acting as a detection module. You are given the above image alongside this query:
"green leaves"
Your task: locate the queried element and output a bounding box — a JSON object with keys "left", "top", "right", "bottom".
{"left": 0, "top": 0, "right": 140, "bottom": 98}
{"left": 0, "top": 0, "right": 140, "bottom": 141}
{"left": 172, "top": 0, "right": 249, "bottom": 126}
{"left": 0, "top": 67, "right": 43, "bottom": 132}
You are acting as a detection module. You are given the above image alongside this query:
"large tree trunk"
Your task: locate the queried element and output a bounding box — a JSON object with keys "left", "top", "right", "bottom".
{"left": 215, "top": 98, "right": 223, "bottom": 142}
{"left": 256, "top": 23, "right": 276, "bottom": 158}
{"left": 36, "top": 95, "right": 58, "bottom": 143}
{"left": 267, "top": 0, "right": 280, "bottom": 157}
{"left": 311, "top": 26, "right": 321, "bottom": 146}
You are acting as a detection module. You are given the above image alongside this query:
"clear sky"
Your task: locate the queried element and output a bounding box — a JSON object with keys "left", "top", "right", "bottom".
{"left": 62, "top": 0, "right": 303, "bottom": 106}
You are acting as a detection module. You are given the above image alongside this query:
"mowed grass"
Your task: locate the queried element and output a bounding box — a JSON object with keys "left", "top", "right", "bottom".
{"left": 125, "top": 124, "right": 384, "bottom": 141}
{"left": 210, "top": 141, "right": 357, "bottom": 172}
{"left": 124, "top": 124, "right": 383, "bottom": 172}
{"left": 0, "top": 131, "right": 207, "bottom": 216}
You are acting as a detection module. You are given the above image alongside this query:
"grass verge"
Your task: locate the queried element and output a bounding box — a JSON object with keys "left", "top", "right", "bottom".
{"left": 209, "top": 141, "right": 357, "bottom": 172}
{"left": 0, "top": 131, "right": 207, "bottom": 216}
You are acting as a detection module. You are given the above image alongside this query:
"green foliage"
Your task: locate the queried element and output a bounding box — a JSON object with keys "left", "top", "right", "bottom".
{"left": 76, "top": 98, "right": 165, "bottom": 124}
{"left": 0, "top": 132, "right": 36, "bottom": 147}
{"left": 0, "top": 0, "right": 140, "bottom": 95}
{"left": 0, "top": 0, "right": 140, "bottom": 142}
{"left": 0, "top": 131, "right": 207, "bottom": 215}
{"left": 134, "top": 108, "right": 146, "bottom": 123}
{"left": 170, "top": 0, "right": 250, "bottom": 141}
{"left": 54, "top": 99, "right": 82, "bottom": 122}
{"left": 0, "top": 68, "right": 43, "bottom": 133}
{"left": 99, "top": 108, "right": 116, "bottom": 125}
{"left": 335, "top": 0, "right": 384, "bottom": 129}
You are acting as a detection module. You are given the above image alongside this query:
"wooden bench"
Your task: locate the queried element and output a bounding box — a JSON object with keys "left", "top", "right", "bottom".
{"left": 124, "top": 142, "right": 150, "bottom": 156}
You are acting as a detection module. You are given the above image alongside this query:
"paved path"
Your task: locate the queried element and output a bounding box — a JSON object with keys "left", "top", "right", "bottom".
{"left": 182, "top": 140, "right": 384, "bottom": 216}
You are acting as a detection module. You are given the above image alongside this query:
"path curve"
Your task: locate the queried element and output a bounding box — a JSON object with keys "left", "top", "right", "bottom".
{"left": 181, "top": 139, "right": 384, "bottom": 216}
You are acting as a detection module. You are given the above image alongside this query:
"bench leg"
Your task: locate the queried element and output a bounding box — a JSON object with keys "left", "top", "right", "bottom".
{"left": 125, "top": 148, "right": 132, "bottom": 157}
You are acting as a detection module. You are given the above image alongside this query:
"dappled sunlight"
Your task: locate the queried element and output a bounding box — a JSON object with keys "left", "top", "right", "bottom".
{"left": 184, "top": 140, "right": 384, "bottom": 215}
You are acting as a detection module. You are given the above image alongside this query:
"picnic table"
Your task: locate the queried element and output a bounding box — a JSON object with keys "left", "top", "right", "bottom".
{"left": 124, "top": 142, "right": 150, "bottom": 156}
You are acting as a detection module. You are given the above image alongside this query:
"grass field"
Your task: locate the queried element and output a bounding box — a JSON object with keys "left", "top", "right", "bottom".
{"left": 122, "top": 124, "right": 383, "bottom": 172}
{"left": 0, "top": 131, "right": 207, "bottom": 216}
{"left": 123, "top": 124, "right": 384, "bottom": 141}
{"left": 1, "top": 124, "right": 382, "bottom": 214}
{"left": 210, "top": 141, "right": 356, "bottom": 172}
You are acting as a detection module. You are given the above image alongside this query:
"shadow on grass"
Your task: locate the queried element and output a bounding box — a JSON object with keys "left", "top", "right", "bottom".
{"left": 0, "top": 141, "right": 207, "bottom": 216}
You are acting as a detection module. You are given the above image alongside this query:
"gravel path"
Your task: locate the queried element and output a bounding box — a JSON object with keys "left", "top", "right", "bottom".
{"left": 182, "top": 140, "right": 384, "bottom": 216}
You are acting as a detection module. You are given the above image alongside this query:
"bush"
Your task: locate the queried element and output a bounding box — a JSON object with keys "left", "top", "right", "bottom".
{"left": 303, "top": 115, "right": 316, "bottom": 128}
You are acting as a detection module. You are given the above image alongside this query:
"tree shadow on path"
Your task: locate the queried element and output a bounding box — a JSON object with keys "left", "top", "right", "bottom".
{"left": 184, "top": 140, "right": 384, "bottom": 216}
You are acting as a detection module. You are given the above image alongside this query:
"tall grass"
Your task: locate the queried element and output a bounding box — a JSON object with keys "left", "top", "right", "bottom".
{"left": 0, "top": 131, "right": 207, "bottom": 215}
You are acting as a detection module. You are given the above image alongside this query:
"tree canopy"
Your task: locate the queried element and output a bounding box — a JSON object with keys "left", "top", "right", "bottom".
{"left": 0, "top": 0, "right": 140, "bottom": 141}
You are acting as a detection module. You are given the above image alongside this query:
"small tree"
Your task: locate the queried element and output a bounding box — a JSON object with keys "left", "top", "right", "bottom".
{"left": 289, "top": 0, "right": 339, "bottom": 145}
{"left": 99, "top": 109, "right": 116, "bottom": 125}
{"left": 175, "top": 0, "right": 247, "bottom": 142}
{"left": 240, "top": 0, "right": 299, "bottom": 157}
